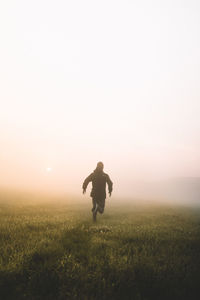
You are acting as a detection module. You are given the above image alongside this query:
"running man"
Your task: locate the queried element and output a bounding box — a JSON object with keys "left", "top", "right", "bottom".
{"left": 82, "top": 162, "right": 113, "bottom": 222}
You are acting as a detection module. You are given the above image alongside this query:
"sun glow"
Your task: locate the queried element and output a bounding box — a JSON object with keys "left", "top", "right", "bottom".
{"left": 0, "top": 0, "right": 200, "bottom": 196}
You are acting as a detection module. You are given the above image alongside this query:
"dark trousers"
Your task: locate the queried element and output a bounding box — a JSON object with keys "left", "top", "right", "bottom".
{"left": 92, "top": 197, "right": 105, "bottom": 214}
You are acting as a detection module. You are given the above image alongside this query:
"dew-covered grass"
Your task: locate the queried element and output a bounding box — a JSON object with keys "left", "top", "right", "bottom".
{"left": 0, "top": 195, "right": 200, "bottom": 299}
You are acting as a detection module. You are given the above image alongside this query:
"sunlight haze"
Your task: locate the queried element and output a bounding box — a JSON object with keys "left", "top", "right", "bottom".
{"left": 0, "top": 0, "right": 200, "bottom": 197}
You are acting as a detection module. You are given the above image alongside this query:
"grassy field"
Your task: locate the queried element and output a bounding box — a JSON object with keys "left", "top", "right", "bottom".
{"left": 0, "top": 195, "right": 200, "bottom": 300}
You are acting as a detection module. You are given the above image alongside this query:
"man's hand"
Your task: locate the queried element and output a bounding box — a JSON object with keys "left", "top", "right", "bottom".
{"left": 83, "top": 188, "right": 86, "bottom": 194}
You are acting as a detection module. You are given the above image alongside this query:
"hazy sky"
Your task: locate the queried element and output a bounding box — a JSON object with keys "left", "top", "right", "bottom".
{"left": 0, "top": 0, "right": 200, "bottom": 195}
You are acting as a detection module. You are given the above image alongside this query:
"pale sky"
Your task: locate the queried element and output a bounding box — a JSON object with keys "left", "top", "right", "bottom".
{"left": 0, "top": 0, "right": 200, "bottom": 196}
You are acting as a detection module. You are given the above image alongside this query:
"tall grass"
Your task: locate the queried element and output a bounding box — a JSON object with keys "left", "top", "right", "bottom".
{"left": 0, "top": 197, "right": 200, "bottom": 299}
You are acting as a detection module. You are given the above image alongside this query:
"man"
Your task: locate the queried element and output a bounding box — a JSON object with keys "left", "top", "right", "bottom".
{"left": 82, "top": 162, "right": 113, "bottom": 222}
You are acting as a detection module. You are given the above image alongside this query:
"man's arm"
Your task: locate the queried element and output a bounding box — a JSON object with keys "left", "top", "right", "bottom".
{"left": 106, "top": 175, "right": 113, "bottom": 196}
{"left": 82, "top": 173, "right": 93, "bottom": 194}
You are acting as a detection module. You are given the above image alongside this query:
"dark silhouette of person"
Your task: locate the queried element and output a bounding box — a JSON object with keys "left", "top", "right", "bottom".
{"left": 82, "top": 162, "right": 113, "bottom": 222}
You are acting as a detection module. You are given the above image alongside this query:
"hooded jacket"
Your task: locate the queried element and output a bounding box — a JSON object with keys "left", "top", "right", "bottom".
{"left": 82, "top": 169, "right": 113, "bottom": 199}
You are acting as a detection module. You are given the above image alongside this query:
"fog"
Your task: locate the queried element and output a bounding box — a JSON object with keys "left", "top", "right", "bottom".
{"left": 0, "top": 1, "right": 200, "bottom": 202}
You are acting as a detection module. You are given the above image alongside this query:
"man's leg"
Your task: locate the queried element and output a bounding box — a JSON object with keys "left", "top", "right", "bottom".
{"left": 92, "top": 198, "right": 97, "bottom": 222}
{"left": 91, "top": 198, "right": 96, "bottom": 212}
{"left": 96, "top": 198, "right": 105, "bottom": 214}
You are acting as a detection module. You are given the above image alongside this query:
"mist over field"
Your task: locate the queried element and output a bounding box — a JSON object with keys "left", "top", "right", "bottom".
{"left": 1, "top": 175, "right": 200, "bottom": 208}
{"left": 1, "top": 0, "right": 200, "bottom": 200}
{"left": 1, "top": 0, "right": 200, "bottom": 299}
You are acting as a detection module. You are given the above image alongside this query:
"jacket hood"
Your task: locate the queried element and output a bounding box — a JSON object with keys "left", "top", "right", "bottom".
{"left": 94, "top": 168, "right": 104, "bottom": 174}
